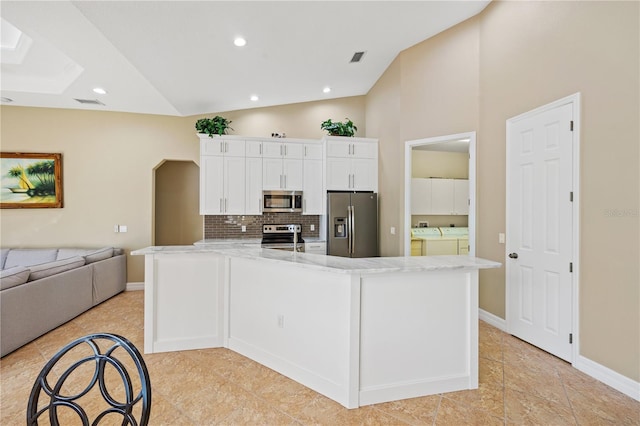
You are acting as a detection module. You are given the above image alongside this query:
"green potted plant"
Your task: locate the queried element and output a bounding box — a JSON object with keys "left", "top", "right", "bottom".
{"left": 320, "top": 118, "right": 358, "bottom": 137}
{"left": 195, "top": 116, "right": 233, "bottom": 137}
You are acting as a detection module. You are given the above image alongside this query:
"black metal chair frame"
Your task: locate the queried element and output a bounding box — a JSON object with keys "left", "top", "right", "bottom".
{"left": 27, "top": 333, "right": 151, "bottom": 426}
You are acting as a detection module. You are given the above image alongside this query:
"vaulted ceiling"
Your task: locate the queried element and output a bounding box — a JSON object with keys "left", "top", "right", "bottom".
{"left": 1, "top": 1, "right": 490, "bottom": 116}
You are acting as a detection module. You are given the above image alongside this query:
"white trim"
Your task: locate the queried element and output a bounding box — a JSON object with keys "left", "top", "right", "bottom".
{"left": 479, "top": 309, "right": 506, "bottom": 331}
{"left": 404, "top": 131, "right": 477, "bottom": 257}
{"left": 126, "top": 282, "right": 144, "bottom": 291}
{"left": 574, "top": 355, "right": 640, "bottom": 402}
{"left": 505, "top": 93, "right": 581, "bottom": 365}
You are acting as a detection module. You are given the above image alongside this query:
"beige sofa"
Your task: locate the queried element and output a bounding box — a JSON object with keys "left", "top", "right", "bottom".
{"left": 0, "top": 247, "right": 127, "bottom": 357}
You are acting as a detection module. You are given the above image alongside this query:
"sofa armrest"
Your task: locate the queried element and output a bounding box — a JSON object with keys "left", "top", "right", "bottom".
{"left": 91, "top": 254, "right": 127, "bottom": 305}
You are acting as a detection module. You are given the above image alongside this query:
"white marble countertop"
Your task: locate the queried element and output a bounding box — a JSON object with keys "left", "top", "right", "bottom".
{"left": 132, "top": 245, "right": 501, "bottom": 274}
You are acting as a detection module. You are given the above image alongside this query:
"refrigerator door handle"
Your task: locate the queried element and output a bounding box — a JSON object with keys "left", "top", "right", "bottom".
{"left": 347, "top": 205, "right": 353, "bottom": 255}
{"left": 350, "top": 205, "right": 356, "bottom": 255}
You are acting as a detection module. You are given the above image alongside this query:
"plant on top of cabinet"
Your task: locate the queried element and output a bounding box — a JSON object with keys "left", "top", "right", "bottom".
{"left": 195, "top": 116, "right": 233, "bottom": 137}
{"left": 320, "top": 118, "right": 358, "bottom": 137}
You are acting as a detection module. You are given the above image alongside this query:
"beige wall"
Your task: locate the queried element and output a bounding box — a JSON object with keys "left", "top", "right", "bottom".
{"left": 366, "top": 1, "right": 639, "bottom": 381}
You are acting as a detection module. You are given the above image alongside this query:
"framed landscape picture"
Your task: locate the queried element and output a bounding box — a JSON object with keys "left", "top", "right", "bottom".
{"left": 0, "top": 152, "right": 63, "bottom": 208}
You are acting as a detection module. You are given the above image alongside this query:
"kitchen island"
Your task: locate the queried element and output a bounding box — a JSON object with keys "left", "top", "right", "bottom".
{"left": 132, "top": 245, "right": 500, "bottom": 408}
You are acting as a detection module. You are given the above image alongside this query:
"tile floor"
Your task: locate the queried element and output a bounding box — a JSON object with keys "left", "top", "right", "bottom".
{"left": 1, "top": 290, "right": 639, "bottom": 425}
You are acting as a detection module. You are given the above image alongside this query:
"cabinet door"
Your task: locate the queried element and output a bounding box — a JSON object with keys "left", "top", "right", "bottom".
{"left": 411, "top": 178, "right": 432, "bottom": 214}
{"left": 200, "top": 155, "right": 224, "bottom": 214}
{"left": 282, "top": 159, "right": 303, "bottom": 190}
{"left": 224, "top": 140, "right": 245, "bottom": 157}
{"left": 304, "top": 143, "right": 323, "bottom": 160}
{"left": 245, "top": 157, "right": 263, "bottom": 214}
{"left": 224, "top": 156, "right": 246, "bottom": 214}
{"left": 201, "top": 139, "right": 225, "bottom": 156}
{"left": 262, "top": 141, "right": 284, "bottom": 158}
{"left": 352, "top": 158, "right": 377, "bottom": 191}
{"left": 326, "top": 157, "right": 352, "bottom": 190}
{"left": 303, "top": 159, "right": 323, "bottom": 215}
{"left": 352, "top": 141, "right": 377, "bottom": 159}
{"left": 245, "top": 140, "right": 263, "bottom": 157}
{"left": 453, "top": 179, "right": 469, "bottom": 215}
{"left": 262, "top": 158, "right": 284, "bottom": 189}
{"left": 430, "top": 178, "right": 455, "bottom": 214}
{"left": 326, "top": 140, "right": 351, "bottom": 158}
{"left": 304, "top": 242, "right": 326, "bottom": 254}
{"left": 282, "top": 142, "right": 304, "bottom": 159}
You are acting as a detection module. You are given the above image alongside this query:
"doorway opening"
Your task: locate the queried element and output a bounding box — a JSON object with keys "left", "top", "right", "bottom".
{"left": 153, "top": 160, "right": 202, "bottom": 246}
{"left": 404, "top": 132, "right": 476, "bottom": 257}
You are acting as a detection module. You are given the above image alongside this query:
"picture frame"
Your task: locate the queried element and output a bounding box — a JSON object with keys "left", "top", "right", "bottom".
{"left": 0, "top": 152, "right": 63, "bottom": 209}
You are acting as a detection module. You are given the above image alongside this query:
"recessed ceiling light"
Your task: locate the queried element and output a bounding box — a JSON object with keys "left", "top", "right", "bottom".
{"left": 93, "top": 87, "right": 107, "bottom": 95}
{"left": 250, "top": 95, "right": 259, "bottom": 101}
{"left": 323, "top": 87, "right": 331, "bottom": 94}
{"left": 234, "top": 37, "right": 247, "bottom": 47}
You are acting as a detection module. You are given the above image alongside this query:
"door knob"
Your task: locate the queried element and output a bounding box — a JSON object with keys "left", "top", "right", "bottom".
{"left": 508, "top": 253, "right": 518, "bottom": 259}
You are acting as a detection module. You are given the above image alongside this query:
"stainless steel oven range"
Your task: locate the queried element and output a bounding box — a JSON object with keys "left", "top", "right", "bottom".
{"left": 261, "top": 224, "right": 305, "bottom": 252}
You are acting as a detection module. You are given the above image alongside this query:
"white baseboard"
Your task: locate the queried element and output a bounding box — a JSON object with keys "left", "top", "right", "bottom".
{"left": 478, "top": 308, "right": 506, "bottom": 331}
{"left": 574, "top": 355, "right": 640, "bottom": 402}
{"left": 125, "top": 282, "right": 144, "bottom": 291}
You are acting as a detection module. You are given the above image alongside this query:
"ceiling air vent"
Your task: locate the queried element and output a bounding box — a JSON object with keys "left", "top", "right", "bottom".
{"left": 350, "top": 51, "right": 366, "bottom": 63}
{"left": 73, "top": 98, "right": 105, "bottom": 106}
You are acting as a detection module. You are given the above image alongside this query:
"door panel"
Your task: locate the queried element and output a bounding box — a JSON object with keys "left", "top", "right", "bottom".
{"left": 507, "top": 102, "right": 573, "bottom": 362}
{"left": 351, "top": 193, "right": 378, "bottom": 257}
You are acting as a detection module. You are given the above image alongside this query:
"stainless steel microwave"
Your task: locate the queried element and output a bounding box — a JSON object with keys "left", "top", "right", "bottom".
{"left": 262, "top": 191, "right": 303, "bottom": 213}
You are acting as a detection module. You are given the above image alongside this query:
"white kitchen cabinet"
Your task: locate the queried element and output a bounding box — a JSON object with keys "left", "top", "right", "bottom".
{"left": 201, "top": 138, "right": 245, "bottom": 157}
{"left": 263, "top": 158, "right": 303, "bottom": 190}
{"left": 200, "top": 155, "right": 245, "bottom": 215}
{"left": 411, "top": 178, "right": 469, "bottom": 215}
{"left": 411, "top": 178, "right": 432, "bottom": 214}
{"left": 303, "top": 159, "right": 323, "bottom": 214}
{"left": 245, "top": 140, "right": 263, "bottom": 157}
{"left": 262, "top": 141, "right": 304, "bottom": 159}
{"left": 245, "top": 157, "right": 263, "bottom": 214}
{"left": 262, "top": 141, "right": 304, "bottom": 190}
{"left": 453, "top": 179, "right": 469, "bottom": 215}
{"left": 304, "top": 241, "right": 326, "bottom": 254}
{"left": 325, "top": 137, "right": 378, "bottom": 192}
{"left": 430, "top": 179, "right": 455, "bottom": 214}
{"left": 304, "top": 143, "right": 323, "bottom": 160}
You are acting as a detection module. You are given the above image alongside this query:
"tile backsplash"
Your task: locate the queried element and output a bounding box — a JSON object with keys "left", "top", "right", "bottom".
{"left": 204, "top": 214, "right": 320, "bottom": 239}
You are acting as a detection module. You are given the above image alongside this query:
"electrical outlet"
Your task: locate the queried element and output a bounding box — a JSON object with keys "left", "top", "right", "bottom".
{"left": 310, "top": 224, "right": 315, "bottom": 231}
{"left": 119, "top": 225, "right": 128, "bottom": 233}
{"left": 114, "top": 225, "right": 119, "bottom": 233}
{"left": 277, "top": 315, "right": 285, "bottom": 328}
{"left": 241, "top": 225, "right": 247, "bottom": 232}
{"left": 390, "top": 227, "right": 396, "bottom": 235}
{"left": 499, "top": 233, "right": 505, "bottom": 244}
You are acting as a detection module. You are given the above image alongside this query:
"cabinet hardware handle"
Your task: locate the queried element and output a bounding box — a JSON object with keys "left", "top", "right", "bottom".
{"left": 225, "top": 198, "right": 228, "bottom": 212}
{"left": 220, "top": 143, "right": 224, "bottom": 154}
{"left": 260, "top": 144, "right": 262, "bottom": 155}
{"left": 259, "top": 199, "right": 262, "bottom": 213}
{"left": 304, "top": 146, "right": 307, "bottom": 157}
{"left": 219, "top": 198, "right": 223, "bottom": 213}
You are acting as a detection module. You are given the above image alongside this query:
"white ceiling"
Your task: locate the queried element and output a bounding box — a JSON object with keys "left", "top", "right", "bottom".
{"left": 0, "top": 1, "right": 490, "bottom": 117}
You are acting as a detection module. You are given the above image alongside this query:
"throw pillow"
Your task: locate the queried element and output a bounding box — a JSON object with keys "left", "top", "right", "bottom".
{"left": 28, "top": 256, "right": 86, "bottom": 281}
{"left": 0, "top": 266, "right": 30, "bottom": 290}
{"left": 84, "top": 247, "right": 114, "bottom": 264}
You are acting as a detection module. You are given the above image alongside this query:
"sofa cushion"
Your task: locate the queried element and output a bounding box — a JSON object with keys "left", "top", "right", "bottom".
{"left": 57, "top": 249, "right": 90, "bottom": 260}
{"left": 0, "top": 248, "right": 9, "bottom": 269}
{"left": 28, "top": 256, "right": 86, "bottom": 281}
{"left": 113, "top": 248, "right": 124, "bottom": 256}
{"left": 0, "top": 266, "right": 30, "bottom": 290}
{"left": 84, "top": 247, "right": 114, "bottom": 264}
{"left": 4, "top": 249, "right": 58, "bottom": 269}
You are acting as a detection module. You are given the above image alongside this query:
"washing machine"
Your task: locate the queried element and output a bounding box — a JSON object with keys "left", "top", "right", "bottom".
{"left": 439, "top": 227, "right": 469, "bottom": 255}
{"left": 410, "top": 227, "right": 458, "bottom": 256}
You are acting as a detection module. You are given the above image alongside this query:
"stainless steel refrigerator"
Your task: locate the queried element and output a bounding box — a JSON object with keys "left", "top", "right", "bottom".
{"left": 327, "top": 192, "right": 378, "bottom": 257}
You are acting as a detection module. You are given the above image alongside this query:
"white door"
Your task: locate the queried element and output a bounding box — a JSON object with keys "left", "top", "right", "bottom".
{"left": 506, "top": 101, "right": 575, "bottom": 362}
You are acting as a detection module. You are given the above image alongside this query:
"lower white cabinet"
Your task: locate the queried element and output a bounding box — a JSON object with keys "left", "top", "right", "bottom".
{"left": 304, "top": 241, "right": 326, "bottom": 254}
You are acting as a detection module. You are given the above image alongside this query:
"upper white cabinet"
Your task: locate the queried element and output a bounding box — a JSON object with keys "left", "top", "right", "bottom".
{"left": 262, "top": 141, "right": 304, "bottom": 190}
{"left": 303, "top": 142, "right": 324, "bottom": 215}
{"left": 245, "top": 147, "right": 263, "bottom": 215}
{"left": 325, "top": 137, "right": 378, "bottom": 192}
{"left": 411, "top": 178, "right": 468, "bottom": 215}
{"left": 200, "top": 137, "right": 246, "bottom": 215}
